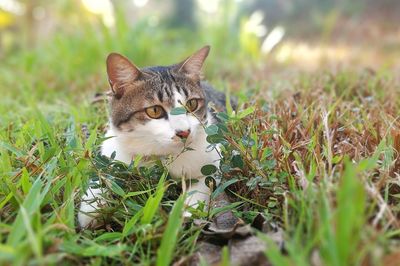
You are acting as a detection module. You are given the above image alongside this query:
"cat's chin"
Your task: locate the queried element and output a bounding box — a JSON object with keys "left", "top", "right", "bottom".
{"left": 151, "top": 139, "right": 196, "bottom": 157}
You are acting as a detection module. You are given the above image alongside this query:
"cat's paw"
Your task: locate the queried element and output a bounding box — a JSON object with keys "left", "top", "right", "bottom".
{"left": 78, "top": 187, "right": 104, "bottom": 229}
{"left": 183, "top": 210, "right": 192, "bottom": 218}
{"left": 78, "top": 202, "right": 101, "bottom": 229}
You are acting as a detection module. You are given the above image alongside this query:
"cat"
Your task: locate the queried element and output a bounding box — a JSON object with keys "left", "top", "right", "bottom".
{"left": 78, "top": 46, "right": 230, "bottom": 228}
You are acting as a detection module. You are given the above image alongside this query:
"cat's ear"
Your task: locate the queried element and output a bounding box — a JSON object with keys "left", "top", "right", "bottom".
{"left": 106, "top": 53, "right": 141, "bottom": 98}
{"left": 176, "top": 45, "right": 210, "bottom": 77}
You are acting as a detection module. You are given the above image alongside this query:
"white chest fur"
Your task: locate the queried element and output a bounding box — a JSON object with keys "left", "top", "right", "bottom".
{"left": 79, "top": 126, "right": 219, "bottom": 228}
{"left": 166, "top": 129, "right": 220, "bottom": 179}
{"left": 101, "top": 125, "right": 220, "bottom": 214}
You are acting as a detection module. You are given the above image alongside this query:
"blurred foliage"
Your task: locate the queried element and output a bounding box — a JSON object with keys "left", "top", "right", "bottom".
{"left": 2, "top": 0, "right": 400, "bottom": 57}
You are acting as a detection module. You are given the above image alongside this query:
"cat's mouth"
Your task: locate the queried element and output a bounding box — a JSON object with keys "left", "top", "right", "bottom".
{"left": 171, "top": 136, "right": 192, "bottom": 145}
{"left": 170, "top": 134, "right": 195, "bottom": 149}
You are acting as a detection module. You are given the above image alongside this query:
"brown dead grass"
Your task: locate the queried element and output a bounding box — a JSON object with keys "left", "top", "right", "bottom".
{"left": 225, "top": 69, "right": 400, "bottom": 229}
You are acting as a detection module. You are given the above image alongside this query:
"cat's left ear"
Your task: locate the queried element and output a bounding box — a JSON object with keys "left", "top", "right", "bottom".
{"left": 176, "top": 45, "right": 210, "bottom": 77}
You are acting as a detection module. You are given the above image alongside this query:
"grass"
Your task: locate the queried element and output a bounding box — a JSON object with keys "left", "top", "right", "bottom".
{"left": 1, "top": 13, "right": 400, "bottom": 266}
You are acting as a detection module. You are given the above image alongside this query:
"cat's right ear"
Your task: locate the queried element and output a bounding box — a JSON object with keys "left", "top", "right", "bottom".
{"left": 106, "top": 53, "right": 141, "bottom": 98}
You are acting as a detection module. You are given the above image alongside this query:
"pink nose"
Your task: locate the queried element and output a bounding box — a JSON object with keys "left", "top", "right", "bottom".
{"left": 176, "top": 130, "right": 191, "bottom": 139}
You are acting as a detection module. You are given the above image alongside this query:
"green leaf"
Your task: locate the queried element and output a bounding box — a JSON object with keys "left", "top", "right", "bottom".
{"left": 221, "top": 246, "right": 230, "bottom": 266}
{"left": 0, "top": 141, "right": 26, "bottom": 157}
{"left": 225, "top": 90, "right": 233, "bottom": 115}
{"left": 141, "top": 172, "right": 166, "bottom": 224}
{"left": 201, "top": 164, "right": 217, "bottom": 175}
{"left": 108, "top": 179, "right": 126, "bottom": 197}
{"left": 237, "top": 106, "right": 255, "bottom": 119}
{"left": 216, "top": 112, "right": 229, "bottom": 122}
{"left": 209, "top": 201, "right": 243, "bottom": 217}
{"left": 156, "top": 195, "right": 185, "bottom": 266}
{"left": 20, "top": 206, "right": 42, "bottom": 258}
{"left": 261, "top": 147, "right": 273, "bottom": 161}
{"left": 122, "top": 210, "right": 142, "bottom": 237}
{"left": 123, "top": 188, "right": 153, "bottom": 199}
{"left": 246, "top": 176, "right": 262, "bottom": 190}
{"left": 220, "top": 164, "right": 231, "bottom": 173}
{"left": 81, "top": 243, "right": 126, "bottom": 257}
{"left": 84, "top": 129, "right": 98, "bottom": 150}
{"left": 170, "top": 107, "right": 186, "bottom": 115}
{"left": 217, "top": 123, "right": 228, "bottom": 132}
{"left": 20, "top": 168, "right": 32, "bottom": 195}
{"left": 335, "top": 160, "right": 366, "bottom": 264}
{"left": 7, "top": 171, "right": 52, "bottom": 246}
{"left": 0, "top": 244, "right": 15, "bottom": 261}
{"left": 0, "top": 193, "right": 13, "bottom": 210}
{"left": 94, "top": 232, "right": 122, "bottom": 242}
{"left": 231, "top": 154, "right": 244, "bottom": 169}
{"left": 206, "top": 134, "right": 225, "bottom": 144}
{"left": 205, "top": 125, "right": 219, "bottom": 135}
{"left": 212, "top": 178, "right": 239, "bottom": 198}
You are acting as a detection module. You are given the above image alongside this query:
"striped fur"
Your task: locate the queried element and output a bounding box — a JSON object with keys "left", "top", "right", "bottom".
{"left": 78, "top": 46, "right": 227, "bottom": 228}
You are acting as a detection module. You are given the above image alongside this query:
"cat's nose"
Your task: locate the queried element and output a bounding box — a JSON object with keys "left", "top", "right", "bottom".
{"left": 175, "top": 129, "right": 191, "bottom": 139}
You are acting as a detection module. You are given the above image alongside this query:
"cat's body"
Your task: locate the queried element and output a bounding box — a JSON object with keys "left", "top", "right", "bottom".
{"left": 78, "top": 46, "right": 228, "bottom": 228}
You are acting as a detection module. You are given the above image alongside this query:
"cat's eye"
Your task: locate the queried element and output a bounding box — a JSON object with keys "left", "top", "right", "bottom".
{"left": 186, "top": 99, "right": 199, "bottom": 112}
{"left": 145, "top": 105, "right": 165, "bottom": 119}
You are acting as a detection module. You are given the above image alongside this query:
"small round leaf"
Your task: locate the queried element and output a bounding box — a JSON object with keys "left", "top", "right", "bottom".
{"left": 201, "top": 164, "right": 217, "bottom": 175}
{"left": 205, "top": 125, "right": 219, "bottom": 135}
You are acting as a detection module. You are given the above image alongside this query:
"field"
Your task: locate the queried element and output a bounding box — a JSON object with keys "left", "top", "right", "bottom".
{"left": 1, "top": 2, "right": 400, "bottom": 265}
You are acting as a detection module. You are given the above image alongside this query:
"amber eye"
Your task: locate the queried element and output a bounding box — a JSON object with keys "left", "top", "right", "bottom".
{"left": 186, "top": 99, "right": 199, "bottom": 112}
{"left": 145, "top": 106, "right": 165, "bottom": 119}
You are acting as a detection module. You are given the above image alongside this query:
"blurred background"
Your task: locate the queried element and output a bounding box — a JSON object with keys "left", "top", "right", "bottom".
{"left": 0, "top": 0, "right": 399, "bottom": 99}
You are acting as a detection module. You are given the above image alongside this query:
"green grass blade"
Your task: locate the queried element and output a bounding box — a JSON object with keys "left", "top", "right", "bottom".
{"left": 335, "top": 160, "right": 366, "bottom": 265}
{"left": 141, "top": 172, "right": 167, "bottom": 225}
{"left": 156, "top": 195, "right": 185, "bottom": 266}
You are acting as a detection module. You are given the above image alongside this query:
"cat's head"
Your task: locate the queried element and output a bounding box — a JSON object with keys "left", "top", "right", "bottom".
{"left": 106, "top": 46, "right": 211, "bottom": 156}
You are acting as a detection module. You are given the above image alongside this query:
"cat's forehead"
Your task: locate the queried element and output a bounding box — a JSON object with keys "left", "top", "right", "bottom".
{"left": 141, "top": 67, "right": 203, "bottom": 102}
{"left": 143, "top": 66, "right": 179, "bottom": 84}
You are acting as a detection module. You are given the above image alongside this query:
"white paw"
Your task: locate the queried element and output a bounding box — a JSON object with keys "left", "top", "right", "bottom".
{"left": 183, "top": 211, "right": 192, "bottom": 218}
{"left": 78, "top": 187, "right": 104, "bottom": 229}
{"left": 78, "top": 202, "right": 100, "bottom": 229}
{"left": 184, "top": 191, "right": 210, "bottom": 208}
